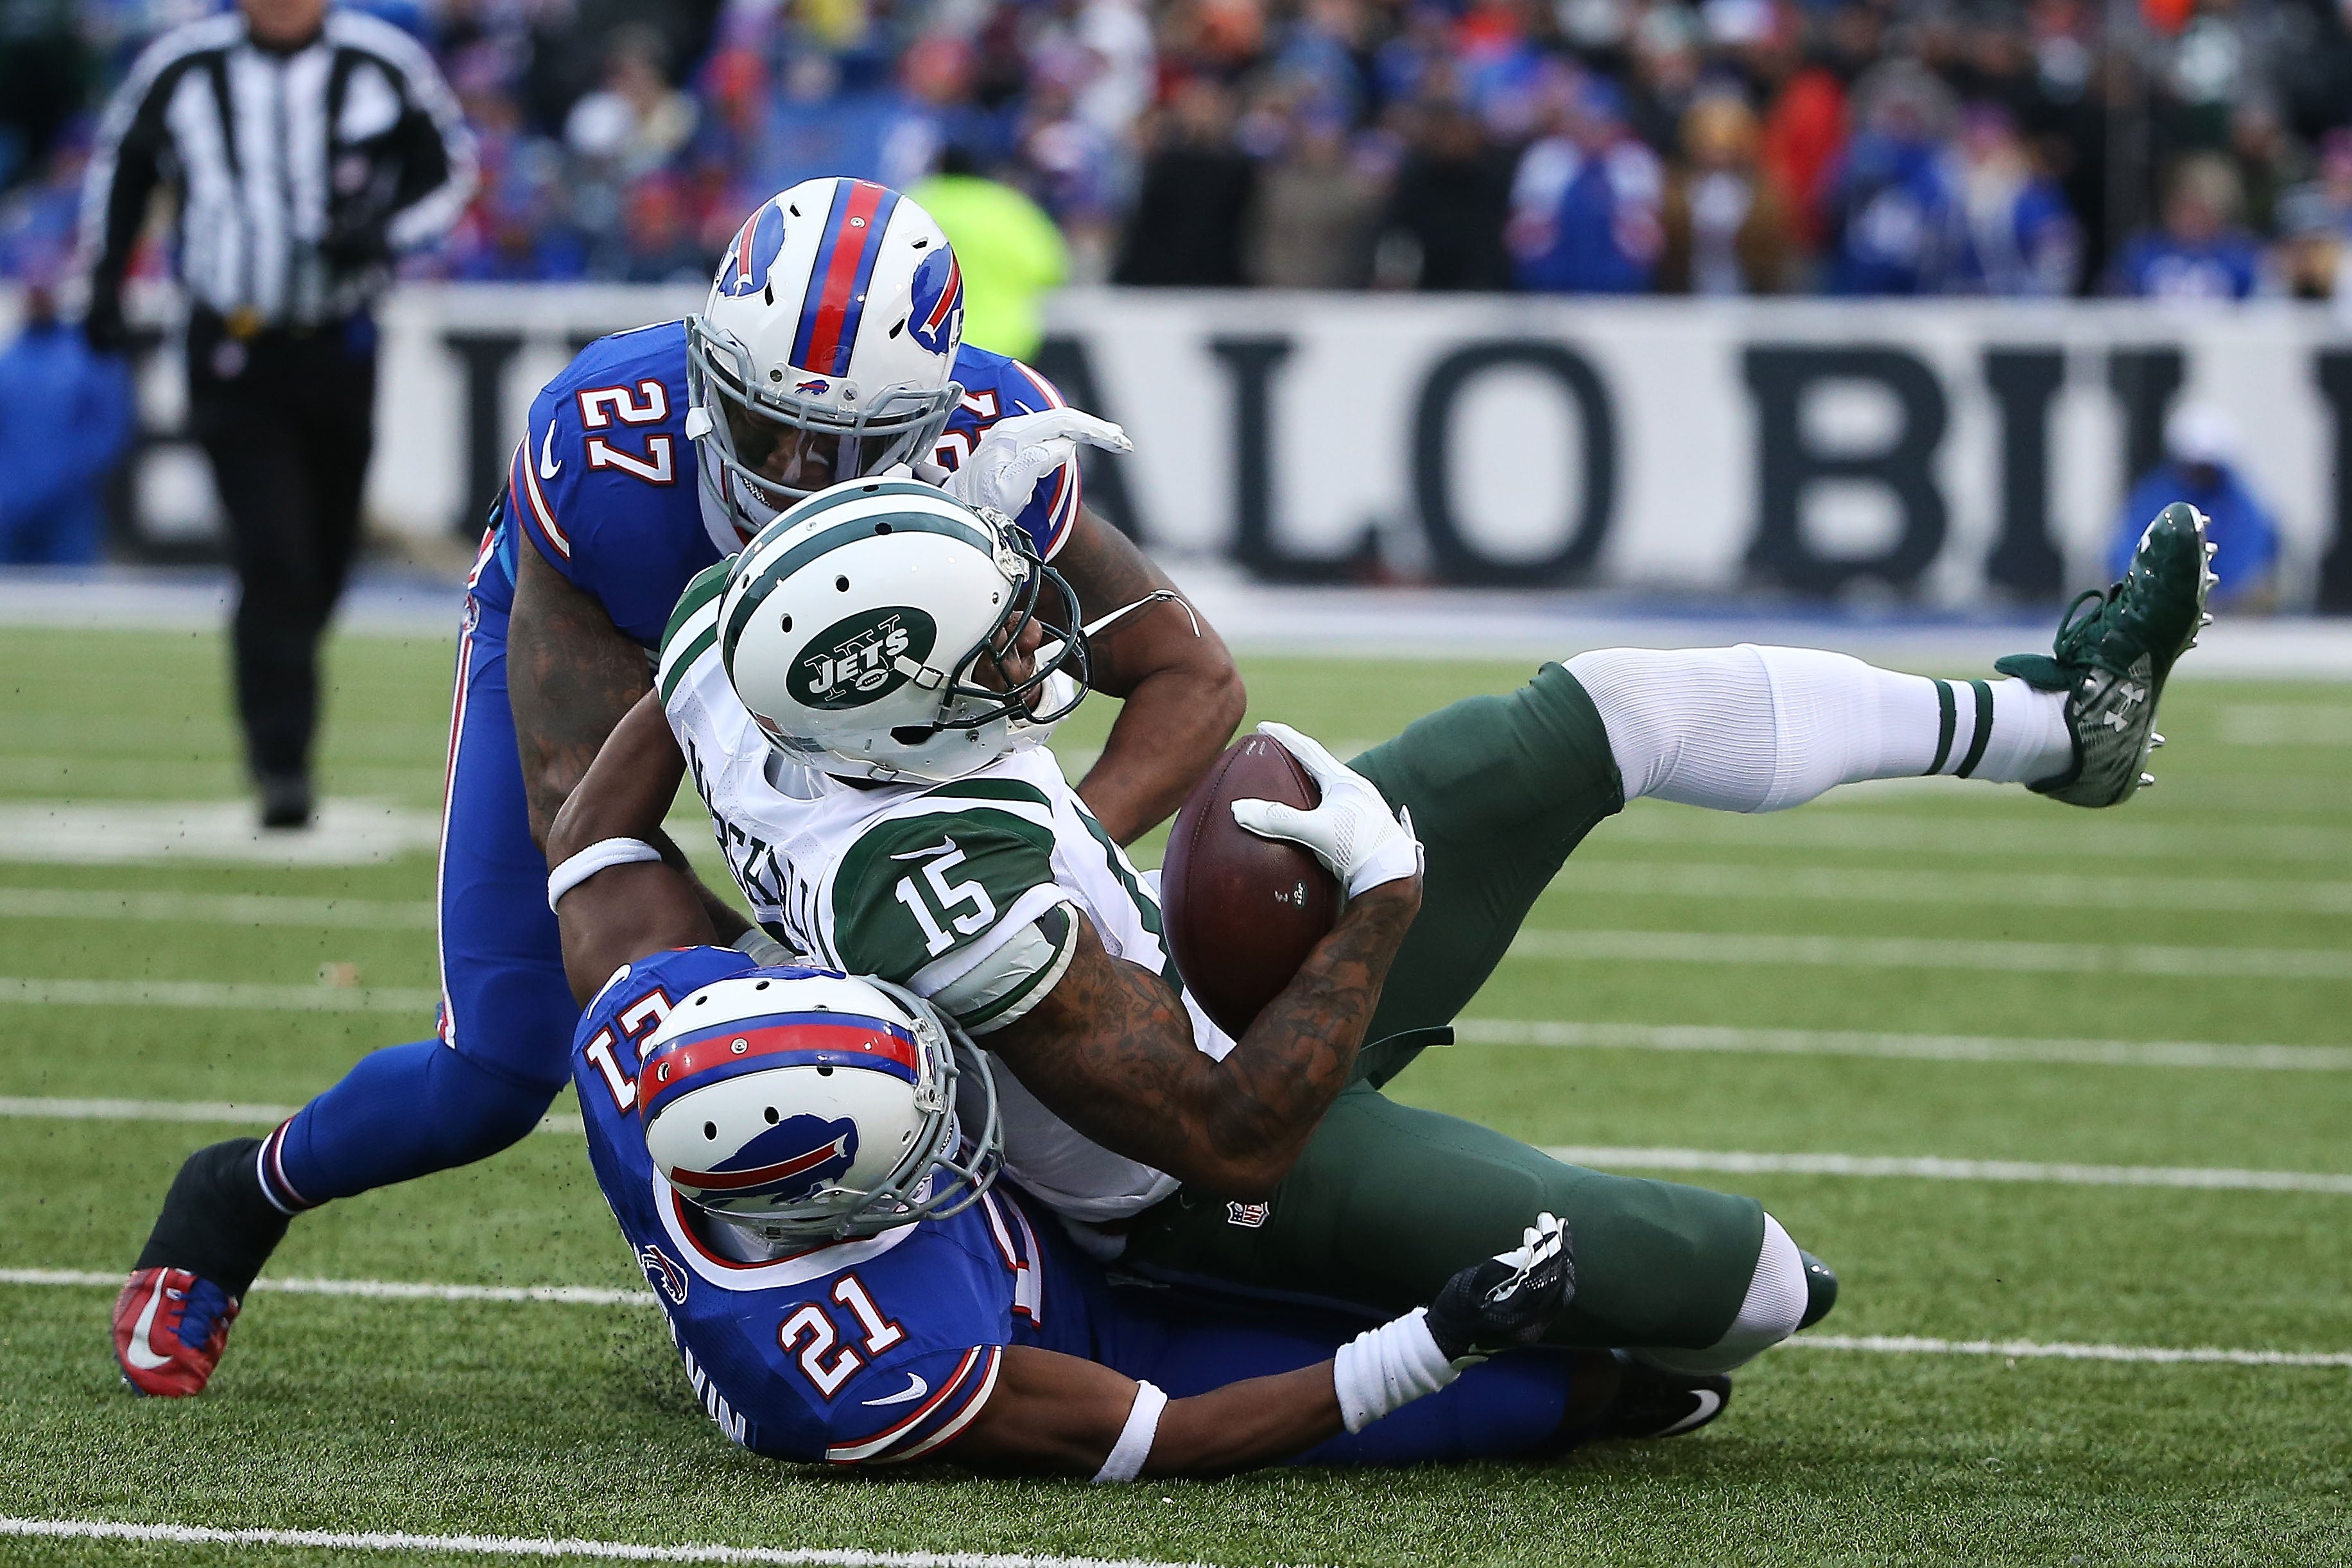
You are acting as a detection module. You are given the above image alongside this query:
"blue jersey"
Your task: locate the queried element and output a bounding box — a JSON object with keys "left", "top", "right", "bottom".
{"left": 474, "top": 322, "right": 1085, "bottom": 645}
{"left": 569, "top": 944, "right": 1100, "bottom": 1466}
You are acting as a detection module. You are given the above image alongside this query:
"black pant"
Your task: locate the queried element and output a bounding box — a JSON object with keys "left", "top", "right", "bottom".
{"left": 186, "top": 309, "right": 377, "bottom": 783}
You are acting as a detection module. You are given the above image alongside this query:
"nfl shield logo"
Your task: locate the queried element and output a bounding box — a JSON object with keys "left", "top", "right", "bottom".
{"left": 906, "top": 247, "right": 963, "bottom": 356}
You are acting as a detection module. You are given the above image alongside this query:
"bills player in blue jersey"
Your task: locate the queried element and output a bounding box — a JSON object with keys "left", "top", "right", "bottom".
{"left": 111, "top": 177, "right": 1244, "bottom": 1398}
{"left": 546, "top": 748, "right": 1645, "bottom": 1476}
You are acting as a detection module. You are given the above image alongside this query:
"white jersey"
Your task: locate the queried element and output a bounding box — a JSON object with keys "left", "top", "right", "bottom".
{"left": 658, "top": 562, "right": 1236, "bottom": 1223}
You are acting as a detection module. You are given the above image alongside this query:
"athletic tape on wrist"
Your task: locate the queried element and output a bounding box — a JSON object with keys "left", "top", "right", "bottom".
{"left": 546, "top": 837, "right": 663, "bottom": 912}
{"left": 1331, "top": 1307, "right": 1460, "bottom": 1434}
{"left": 1091, "top": 1381, "right": 1168, "bottom": 1484}
{"left": 732, "top": 927, "right": 794, "bottom": 967}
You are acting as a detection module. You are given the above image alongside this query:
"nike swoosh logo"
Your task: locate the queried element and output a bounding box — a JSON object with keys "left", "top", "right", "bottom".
{"left": 124, "top": 1275, "right": 174, "bottom": 1370}
{"left": 861, "top": 1371, "right": 930, "bottom": 1407}
{"left": 890, "top": 836, "right": 957, "bottom": 862}
{"left": 539, "top": 422, "right": 563, "bottom": 480}
{"left": 1657, "top": 1388, "right": 1723, "bottom": 1436}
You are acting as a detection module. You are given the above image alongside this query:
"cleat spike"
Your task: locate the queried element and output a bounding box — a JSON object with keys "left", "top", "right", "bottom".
{"left": 2150, "top": 734, "right": 2166, "bottom": 747}
{"left": 2139, "top": 772, "right": 2156, "bottom": 787}
{"left": 2205, "top": 542, "right": 2218, "bottom": 557}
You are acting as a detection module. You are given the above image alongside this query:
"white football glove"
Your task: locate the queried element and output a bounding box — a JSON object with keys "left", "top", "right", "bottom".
{"left": 940, "top": 409, "right": 1132, "bottom": 519}
{"left": 1230, "top": 721, "right": 1423, "bottom": 899}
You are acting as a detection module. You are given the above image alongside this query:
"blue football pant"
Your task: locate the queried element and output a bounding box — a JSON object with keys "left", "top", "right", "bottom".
{"left": 260, "top": 605, "right": 580, "bottom": 1210}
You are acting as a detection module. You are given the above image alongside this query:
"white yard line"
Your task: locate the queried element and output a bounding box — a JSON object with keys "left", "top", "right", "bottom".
{"left": 6, "top": 1274, "right": 2343, "bottom": 1373}
{"left": 1452, "top": 1018, "right": 2352, "bottom": 1071}
{"left": 0, "top": 1517, "right": 1233, "bottom": 1567}
{"left": 0, "top": 888, "right": 435, "bottom": 929}
{"left": 1561, "top": 861, "right": 2352, "bottom": 916}
{"left": 1505, "top": 929, "right": 2352, "bottom": 981}
{"left": 1604, "top": 809, "right": 2352, "bottom": 864}
{"left": 0, "top": 977, "right": 439, "bottom": 1012}
{"left": 1542, "top": 1146, "right": 2352, "bottom": 1194}
{"left": 0, "top": 1099, "right": 583, "bottom": 1135}
{"left": 1783, "top": 1336, "right": 2352, "bottom": 1368}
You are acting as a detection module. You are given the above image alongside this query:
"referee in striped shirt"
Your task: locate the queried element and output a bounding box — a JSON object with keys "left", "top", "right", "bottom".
{"left": 78, "top": 0, "right": 476, "bottom": 828}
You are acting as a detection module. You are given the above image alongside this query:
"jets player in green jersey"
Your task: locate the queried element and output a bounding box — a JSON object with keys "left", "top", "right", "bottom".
{"left": 555, "top": 478, "right": 2213, "bottom": 1433}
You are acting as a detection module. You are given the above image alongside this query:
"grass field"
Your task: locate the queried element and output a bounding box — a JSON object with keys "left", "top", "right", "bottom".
{"left": 3, "top": 626, "right": 2349, "bottom": 1567}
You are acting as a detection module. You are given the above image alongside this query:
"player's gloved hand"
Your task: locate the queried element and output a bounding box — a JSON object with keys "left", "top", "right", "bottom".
{"left": 942, "top": 409, "right": 1132, "bottom": 518}
{"left": 1424, "top": 1212, "right": 1575, "bottom": 1363}
{"left": 1231, "top": 721, "right": 1423, "bottom": 898}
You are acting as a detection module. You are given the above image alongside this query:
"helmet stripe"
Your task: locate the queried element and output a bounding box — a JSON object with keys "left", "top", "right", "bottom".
{"left": 792, "top": 180, "right": 901, "bottom": 379}
{"left": 720, "top": 501, "right": 998, "bottom": 671}
{"left": 640, "top": 1016, "right": 919, "bottom": 1118}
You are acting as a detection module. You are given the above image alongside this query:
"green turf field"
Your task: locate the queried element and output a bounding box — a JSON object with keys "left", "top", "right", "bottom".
{"left": 3, "top": 626, "right": 2349, "bottom": 1567}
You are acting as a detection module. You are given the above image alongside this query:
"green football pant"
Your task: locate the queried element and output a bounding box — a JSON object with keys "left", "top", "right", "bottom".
{"left": 1121, "top": 662, "right": 1765, "bottom": 1350}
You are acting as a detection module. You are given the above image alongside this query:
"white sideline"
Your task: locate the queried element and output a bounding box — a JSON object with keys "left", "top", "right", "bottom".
{"left": 1452, "top": 1018, "right": 2352, "bottom": 1071}
{"left": 1543, "top": 1146, "right": 2352, "bottom": 1194}
{"left": 0, "top": 1517, "right": 1228, "bottom": 1567}
{"left": 1506, "top": 929, "right": 2352, "bottom": 981}
{"left": 6, "top": 1271, "right": 2343, "bottom": 1370}
{"left": 0, "top": 1098, "right": 584, "bottom": 1135}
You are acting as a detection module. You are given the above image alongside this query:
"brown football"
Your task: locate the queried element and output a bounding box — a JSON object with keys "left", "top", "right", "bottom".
{"left": 1159, "top": 734, "right": 1342, "bottom": 1038}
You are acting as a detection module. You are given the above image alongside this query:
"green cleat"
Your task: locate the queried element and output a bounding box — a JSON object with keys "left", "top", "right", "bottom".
{"left": 1995, "top": 501, "right": 2215, "bottom": 808}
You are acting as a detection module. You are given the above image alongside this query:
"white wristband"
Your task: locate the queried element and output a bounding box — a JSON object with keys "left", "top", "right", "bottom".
{"left": 1090, "top": 1380, "right": 1168, "bottom": 1484}
{"left": 547, "top": 836, "right": 662, "bottom": 913}
{"left": 1331, "top": 1307, "right": 1460, "bottom": 1433}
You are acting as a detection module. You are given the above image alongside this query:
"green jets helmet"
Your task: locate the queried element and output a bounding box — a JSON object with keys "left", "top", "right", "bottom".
{"left": 717, "top": 478, "right": 1089, "bottom": 783}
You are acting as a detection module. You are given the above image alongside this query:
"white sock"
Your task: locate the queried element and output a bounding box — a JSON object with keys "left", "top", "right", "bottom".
{"left": 1634, "top": 1214, "right": 1808, "bottom": 1376}
{"left": 1564, "top": 644, "right": 2074, "bottom": 813}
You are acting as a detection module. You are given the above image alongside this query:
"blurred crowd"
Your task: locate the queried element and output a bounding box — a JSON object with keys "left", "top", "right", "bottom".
{"left": 10, "top": 0, "right": 2352, "bottom": 302}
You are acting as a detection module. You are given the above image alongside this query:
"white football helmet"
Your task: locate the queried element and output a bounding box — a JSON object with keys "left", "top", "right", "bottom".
{"left": 716, "top": 476, "right": 1090, "bottom": 783}
{"left": 684, "top": 177, "right": 967, "bottom": 540}
{"left": 637, "top": 965, "right": 999, "bottom": 1243}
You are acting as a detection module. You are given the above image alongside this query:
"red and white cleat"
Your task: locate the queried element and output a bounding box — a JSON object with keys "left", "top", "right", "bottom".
{"left": 113, "top": 1266, "right": 240, "bottom": 1397}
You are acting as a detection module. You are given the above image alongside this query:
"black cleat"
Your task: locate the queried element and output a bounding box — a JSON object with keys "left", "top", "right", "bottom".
{"left": 1592, "top": 1350, "right": 1732, "bottom": 1440}
{"left": 257, "top": 774, "right": 314, "bottom": 831}
{"left": 1798, "top": 1250, "right": 1839, "bottom": 1329}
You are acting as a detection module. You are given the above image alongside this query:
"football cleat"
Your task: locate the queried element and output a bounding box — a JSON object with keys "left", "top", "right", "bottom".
{"left": 1994, "top": 501, "right": 2213, "bottom": 808}
{"left": 1425, "top": 1213, "right": 1575, "bottom": 1361}
{"left": 115, "top": 1138, "right": 293, "bottom": 1395}
{"left": 1592, "top": 1350, "right": 1733, "bottom": 1440}
{"left": 114, "top": 1266, "right": 239, "bottom": 1397}
{"left": 1799, "top": 1249, "right": 1839, "bottom": 1329}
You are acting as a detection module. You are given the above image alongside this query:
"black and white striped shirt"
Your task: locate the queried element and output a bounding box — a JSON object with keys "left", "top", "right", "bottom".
{"left": 79, "top": 8, "right": 477, "bottom": 330}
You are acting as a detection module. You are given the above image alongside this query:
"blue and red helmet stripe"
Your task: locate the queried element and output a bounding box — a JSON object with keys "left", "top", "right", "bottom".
{"left": 791, "top": 180, "right": 901, "bottom": 379}
{"left": 639, "top": 1013, "right": 919, "bottom": 1119}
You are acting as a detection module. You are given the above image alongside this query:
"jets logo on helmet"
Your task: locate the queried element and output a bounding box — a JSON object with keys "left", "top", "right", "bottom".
{"left": 638, "top": 967, "right": 999, "bottom": 1241}
{"left": 790, "top": 607, "right": 939, "bottom": 709}
{"left": 715, "top": 200, "right": 788, "bottom": 298}
{"left": 907, "top": 249, "right": 963, "bottom": 357}
{"left": 716, "top": 479, "right": 1091, "bottom": 783}
{"left": 684, "top": 178, "right": 967, "bottom": 537}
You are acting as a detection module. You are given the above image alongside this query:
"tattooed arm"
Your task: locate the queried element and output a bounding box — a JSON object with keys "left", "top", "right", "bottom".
{"left": 508, "top": 541, "right": 750, "bottom": 942}
{"left": 1051, "top": 509, "right": 1246, "bottom": 845}
{"left": 983, "top": 877, "right": 1421, "bottom": 1200}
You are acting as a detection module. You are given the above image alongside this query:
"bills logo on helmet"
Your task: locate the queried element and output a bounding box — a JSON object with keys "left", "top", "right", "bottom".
{"left": 795, "top": 378, "right": 830, "bottom": 395}
{"left": 906, "top": 248, "right": 963, "bottom": 357}
{"left": 789, "top": 607, "right": 938, "bottom": 710}
{"left": 637, "top": 1243, "right": 690, "bottom": 1305}
{"left": 716, "top": 202, "right": 788, "bottom": 298}
{"left": 678, "top": 1114, "right": 860, "bottom": 1205}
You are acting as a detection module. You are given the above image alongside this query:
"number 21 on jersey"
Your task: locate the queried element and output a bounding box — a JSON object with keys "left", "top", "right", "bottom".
{"left": 779, "top": 1274, "right": 906, "bottom": 1397}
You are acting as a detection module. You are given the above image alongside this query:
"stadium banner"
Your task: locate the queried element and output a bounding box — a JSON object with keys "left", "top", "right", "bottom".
{"left": 94, "top": 284, "right": 2352, "bottom": 607}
